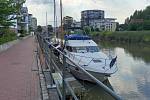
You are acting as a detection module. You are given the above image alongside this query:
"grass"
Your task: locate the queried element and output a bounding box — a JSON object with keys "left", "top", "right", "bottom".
{"left": 91, "top": 31, "right": 150, "bottom": 44}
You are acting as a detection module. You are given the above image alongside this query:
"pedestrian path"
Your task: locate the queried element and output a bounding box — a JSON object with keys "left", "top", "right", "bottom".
{"left": 0, "top": 36, "right": 41, "bottom": 100}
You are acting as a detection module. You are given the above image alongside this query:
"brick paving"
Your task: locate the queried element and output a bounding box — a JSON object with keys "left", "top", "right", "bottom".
{"left": 0, "top": 37, "right": 41, "bottom": 100}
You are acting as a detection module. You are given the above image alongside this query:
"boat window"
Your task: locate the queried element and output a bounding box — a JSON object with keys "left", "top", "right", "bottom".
{"left": 72, "top": 46, "right": 99, "bottom": 53}
{"left": 73, "top": 47, "right": 87, "bottom": 53}
{"left": 86, "top": 46, "right": 99, "bottom": 52}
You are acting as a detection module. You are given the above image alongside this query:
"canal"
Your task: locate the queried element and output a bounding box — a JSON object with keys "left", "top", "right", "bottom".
{"left": 81, "top": 41, "right": 150, "bottom": 100}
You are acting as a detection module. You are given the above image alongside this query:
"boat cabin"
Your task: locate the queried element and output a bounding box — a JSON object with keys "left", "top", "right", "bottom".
{"left": 64, "top": 34, "right": 100, "bottom": 53}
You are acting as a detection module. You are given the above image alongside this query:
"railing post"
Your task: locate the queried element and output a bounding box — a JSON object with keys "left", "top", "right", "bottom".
{"left": 43, "top": 39, "right": 48, "bottom": 69}
{"left": 62, "top": 54, "right": 66, "bottom": 100}
{"left": 49, "top": 45, "right": 53, "bottom": 86}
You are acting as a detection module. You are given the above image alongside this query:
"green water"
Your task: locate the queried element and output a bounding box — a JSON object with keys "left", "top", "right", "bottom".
{"left": 81, "top": 42, "right": 150, "bottom": 100}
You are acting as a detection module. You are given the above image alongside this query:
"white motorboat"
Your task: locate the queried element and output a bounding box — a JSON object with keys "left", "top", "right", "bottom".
{"left": 60, "top": 34, "right": 118, "bottom": 82}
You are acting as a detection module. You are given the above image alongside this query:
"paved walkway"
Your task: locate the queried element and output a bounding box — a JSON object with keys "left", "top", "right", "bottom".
{"left": 0, "top": 37, "right": 41, "bottom": 100}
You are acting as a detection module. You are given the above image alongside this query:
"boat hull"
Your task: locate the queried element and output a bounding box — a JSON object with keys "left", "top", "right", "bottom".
{"left": 68, "top": 65, "right": 109, "bottom": 83}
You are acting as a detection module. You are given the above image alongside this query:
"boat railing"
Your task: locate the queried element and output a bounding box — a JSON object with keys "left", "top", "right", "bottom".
{"left": 101, "top": 48, "right": 115, "bottom": 59}
{"left": 36, "top": 33, "right": 122, "bottom": 100}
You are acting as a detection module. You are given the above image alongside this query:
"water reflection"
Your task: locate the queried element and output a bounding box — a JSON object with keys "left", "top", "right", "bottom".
{"left": 99, "top": 42, "right": 150, "bottom": 100}
{"left": 99, "top": 41, "right": 150, "bottom": 63}
{"left": 79, "top": 79, "right": 115, "bottom": 100}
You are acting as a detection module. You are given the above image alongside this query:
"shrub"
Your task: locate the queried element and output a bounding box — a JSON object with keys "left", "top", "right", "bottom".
{"left": 91, "top": 31, "right": 150, "bottom": 44}
{"left": 0, "top": 29, "right": 17, "bottom": 45}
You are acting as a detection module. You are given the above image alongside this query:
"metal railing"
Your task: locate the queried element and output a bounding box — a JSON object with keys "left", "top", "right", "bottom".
{"left": 36, "top": 33, "right": 122, "bottom": 100}
{"left": 37, "top": 34, "right": 79, "bottom": 100}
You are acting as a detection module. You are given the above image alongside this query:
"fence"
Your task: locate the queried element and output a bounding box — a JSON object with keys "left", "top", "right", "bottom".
{"left": 36, "top": 33, "right": 122, "bottom": 100}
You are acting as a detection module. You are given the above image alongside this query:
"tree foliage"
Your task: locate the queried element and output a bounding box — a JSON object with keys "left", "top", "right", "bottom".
{"left": 83, "top": 26, "right": 91, "bottom": 34}
{"left": 123, "top": 6, "right": 150, "bottom": 31}
{"left": 37, "top": 25, "right": 42, "bottom": 33}
{"left": 48, "top": 25, "right": 53, "bottom": 32}
{"left": 0, "top": 0, "right": 25, "bottom": 28}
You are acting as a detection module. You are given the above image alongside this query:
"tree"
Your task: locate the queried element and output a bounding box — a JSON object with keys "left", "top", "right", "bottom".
{"left": 0, "top": 0, "right": 14, "bottom": 27}
{"left": 95, "top": 28, "right": 100, "bottom": 32}
{"left": 125, "top": 17, "right": 130, "bottom": 25}
{"left": 116, "top": 22, "right": 120, "bottom": 31}
{"left": 123, "top": 5, "right": 150, "bottom": 31}
{"left": 0, "top": 0, "right": 25, "bottom": 27}
{"left": 91, "top": 27, "right": 94, "bottom": 32}
{"left": 48, "top": 25, "right": 53, "bottom": 32}
{"left": 0, "top": 0, "right": 26, "bottom": 35}
{"left": 83, "top": 26, "right": 91, "bottom": 34}
{"left": 37, "top": 25, "right": 42, "bottom": 33}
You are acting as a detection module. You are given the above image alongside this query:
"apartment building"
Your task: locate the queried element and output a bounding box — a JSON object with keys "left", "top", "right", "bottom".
{"left": 81, "top": 10, "right": 117, "bottom": 31}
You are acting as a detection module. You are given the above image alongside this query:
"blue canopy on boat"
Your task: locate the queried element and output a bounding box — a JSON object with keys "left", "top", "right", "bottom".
{"left": 65, "top": 34, "right": 91, "bottom": 40}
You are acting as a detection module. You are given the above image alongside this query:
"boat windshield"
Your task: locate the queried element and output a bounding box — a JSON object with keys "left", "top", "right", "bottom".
{"left": 72, "top": 46, "right": 100, "bottom": 53}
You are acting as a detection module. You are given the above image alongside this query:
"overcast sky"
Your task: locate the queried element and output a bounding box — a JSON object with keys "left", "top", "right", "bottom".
{"left": 25, "top": 0, "right": 150, "bottom": 26}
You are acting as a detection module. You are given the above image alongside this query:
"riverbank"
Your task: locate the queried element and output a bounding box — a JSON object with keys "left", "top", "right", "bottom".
{"left": 91, "top": 31, "right": 150, "bottom": 44}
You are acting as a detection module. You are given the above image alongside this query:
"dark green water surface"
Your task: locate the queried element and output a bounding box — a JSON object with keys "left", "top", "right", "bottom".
{"left": 81, "top": 42, "right": 150, "bottom": 100}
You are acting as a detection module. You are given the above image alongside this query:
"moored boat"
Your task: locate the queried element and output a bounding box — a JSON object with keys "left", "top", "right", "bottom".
{"left": 59, "top": 34, "right": 118, "bottom": 82}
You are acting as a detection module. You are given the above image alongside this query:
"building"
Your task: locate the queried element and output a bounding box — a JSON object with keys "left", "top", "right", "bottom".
{"left": 104, "top": 18, "right": 117, "bottom": 31}
{"left": 31, "top": 17, "right": 37, "bottom": 31}
{"left": 81, "top": 10, "right": 117, "bottom": 31}
{"left": 11, "top": 6, "right": 37, "bottom": 34}
{"left": 81, "top": 10, "right": 104, "bottom": 27}
{"left": 10, "top": 15, "right": 18, "bottom": 33}
{"left": 93, "top": 18, "right": 117, "bottom": 31}
{"left": 71, "top": 20, "right": 81, "bottom": 31}
{"left": 28, "top": 14, "right": 32, "bottom": 30}
{"left": 71, "top": 21, "right": 81, "bottom": 28}
{"left": 18, "top": 7, "right": 29, "bottom": 33}
{"left": 11, "top": 7, "right": 29, "bottom": 34}
{"left": 63, "top": 16, "right": 73, "bottom": 30}
{"left": 27, "top": 14, "right": 38, "bottom": 32}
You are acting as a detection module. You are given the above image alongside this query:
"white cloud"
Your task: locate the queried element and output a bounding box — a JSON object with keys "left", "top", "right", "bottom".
{"left": 26, "top": 0, "right": 150, "bottom": 25}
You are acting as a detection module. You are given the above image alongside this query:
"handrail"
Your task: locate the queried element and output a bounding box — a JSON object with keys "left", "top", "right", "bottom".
{"left": 37, "top": 34, "right": 79, "bottom": 100}
{"left": 64, "top": 80, "right": 78, "bottom": 100}
{"left": 37, "top": 34, "right": 122, "bottom": 100}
